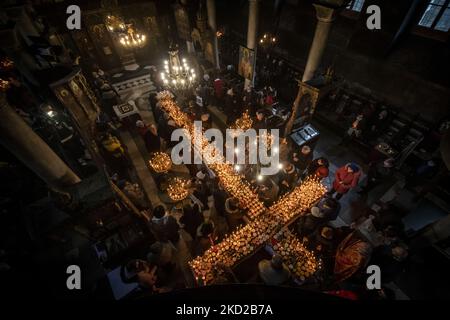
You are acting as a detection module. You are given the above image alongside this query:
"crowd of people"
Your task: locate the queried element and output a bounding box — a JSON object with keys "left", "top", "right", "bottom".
{"left": 81, "top": 54, "right": 413, "bottom": 300}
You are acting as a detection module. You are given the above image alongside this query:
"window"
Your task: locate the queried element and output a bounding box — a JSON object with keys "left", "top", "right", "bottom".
{"left": 346, "top": 0, "right": 365, "bottom": 12}
{"left": 418, "top": 0, "right": 450, "bottom": 32}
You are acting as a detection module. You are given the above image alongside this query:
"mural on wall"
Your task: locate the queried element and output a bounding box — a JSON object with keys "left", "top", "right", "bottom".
{"left": 238, "top": 46, "right": 255, "bottom": 81}
{"left": 144, "top": 16, "right": 160, "bottom": 38}
{"left": 92, "top": 24, "right": 114, "bottom": 56}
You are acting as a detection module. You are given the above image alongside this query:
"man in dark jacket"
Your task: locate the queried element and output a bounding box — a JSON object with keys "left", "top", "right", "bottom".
{"left": 297, "top": 206, "right": 327, "bottom": 237}
{"left": 292, "top": 145, "right": 313, "bottom": 173}
{"left": 149, "top": 206, "right": 180, "bottom": 244}
{"left": 279, "top": 163, "right": 299, "bottom": 194}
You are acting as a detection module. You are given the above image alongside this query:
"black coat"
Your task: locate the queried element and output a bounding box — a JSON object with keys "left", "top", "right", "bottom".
{"left": 149, "top": 216, "right": 180, "bottom": 243}
{"left": 180, "top": 206, "right": 203, "bottom": 239}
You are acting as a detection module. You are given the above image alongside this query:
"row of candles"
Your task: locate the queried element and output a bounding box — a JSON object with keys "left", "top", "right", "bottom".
{"left": 189, "top": 178, "right": 326, "bottom": 283}
{"left": 156, "top": 92, "right": 327, "bottom": 283}
{"left": 189, "top": 212, "right": 285, "bottom": 284}
{"left": 157, "top": 92, "right": 266, "bottom": 219}
{"left": 269, "top": 176, "right": 327, "bottom": 223}
{"left": 272, "top": 230, "right": 321, "bottom": 281}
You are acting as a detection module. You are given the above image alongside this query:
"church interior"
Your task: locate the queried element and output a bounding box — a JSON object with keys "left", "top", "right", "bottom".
{"left": 0, "top": 0, "right": 449, "bottom": 302}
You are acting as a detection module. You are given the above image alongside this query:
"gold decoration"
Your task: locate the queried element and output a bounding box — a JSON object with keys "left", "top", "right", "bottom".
{"left": 167, "top": 177, "right": 190, "bottom": 201}
{"left": 148, "top": 152, "right": 172, "bottom": 173}
{"left": 105, "top": 15, "right": 126, "bottom": 32}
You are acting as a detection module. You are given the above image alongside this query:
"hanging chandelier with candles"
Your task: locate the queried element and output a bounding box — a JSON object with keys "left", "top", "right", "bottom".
{"left": 105, "top": 15, "right": 146, "bottom": 48}
{"left": 160, "top": 44, "right": 196, "bottom": 90}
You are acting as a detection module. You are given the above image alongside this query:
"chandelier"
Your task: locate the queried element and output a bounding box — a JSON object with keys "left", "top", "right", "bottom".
{"left": 106, "top": 15, "right": 146, "bottom": 48}
{"left": 106, "top": 15, "right": 126, "bottom": 32}
{"left": 259, "top": 33, "right": 277, "bottom": 46}
{"left": 119, "top": 24, "right": 146, "bottom": 48}
{"left": 160, "top": 44, "right": 196, "bottom": 90}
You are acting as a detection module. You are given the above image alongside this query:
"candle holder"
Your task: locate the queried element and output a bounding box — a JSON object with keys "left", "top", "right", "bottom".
{"left": 148, "top": 152, "right": 172, "bottom": 173}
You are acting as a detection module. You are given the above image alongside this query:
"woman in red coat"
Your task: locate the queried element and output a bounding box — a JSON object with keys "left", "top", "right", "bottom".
{"left": 328, "top": 163, "right": 361, "bottom": 200}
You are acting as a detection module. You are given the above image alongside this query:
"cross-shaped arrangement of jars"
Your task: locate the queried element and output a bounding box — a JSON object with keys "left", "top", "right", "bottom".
{"left": 157, "top": 92, "right": 327, "bottom": 284}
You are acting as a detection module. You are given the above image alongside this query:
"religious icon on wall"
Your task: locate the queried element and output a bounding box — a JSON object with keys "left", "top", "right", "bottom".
{"left": 144, "top": 16, "right": 160, "bottom": 38}
{"left": 238, "top": 46, "right": 255, "bottom": 81}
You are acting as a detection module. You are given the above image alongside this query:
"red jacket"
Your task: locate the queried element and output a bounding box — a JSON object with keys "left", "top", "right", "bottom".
{"left": 332, "top": 165, "right": 361, "bottom": 194}
{"left": 214, "top": 79, "right": 223, "bottom": 98}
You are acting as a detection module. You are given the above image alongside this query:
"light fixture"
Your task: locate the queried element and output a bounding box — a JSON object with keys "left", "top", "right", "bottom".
{"left": 160, "top": 43, "right": 196, "bottom": 91}
{"left": 234, "top": 165, "right": 241, "bottom": 171}
{"left": 106, "top": 14, "right": 146, "bottom": 49}
{"left": 257, "top": 174, "right": 263, "bottom": 181}
{"left": 259, "top": 33, "right": 277, "bottom": 47}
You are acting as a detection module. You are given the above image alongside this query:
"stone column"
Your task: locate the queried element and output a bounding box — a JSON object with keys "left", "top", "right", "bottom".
{"left": 245, "top": 0, "right": 260, "bottom": 89}
{"left": 206, "top": 0, "right": 220, "bottom": 69}
{"left": 285, "top": 3, "right": 337, "bottom": 136}
{"left": 0, "top": 94, "right": 81, "bottom": 191}
{"left": 302, "top": 4, "right": 337, "bottom": 82}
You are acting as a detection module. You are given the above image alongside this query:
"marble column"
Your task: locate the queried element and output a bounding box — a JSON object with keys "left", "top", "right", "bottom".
{"left": 302, "top": 4, "right": 337, "bottom": 82}
{"left": 245, "top": 0, "right": 260, "bottom": 89}
{"left": 206, "top": 0, "right": 220, "bottom": 69}
{"left": 0, "top": 94, "right": 81, "bottom": 191}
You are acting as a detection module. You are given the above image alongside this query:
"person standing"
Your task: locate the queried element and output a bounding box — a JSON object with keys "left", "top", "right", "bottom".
{"left": 224, "top": 197, "right": 244, "bottom": 231}
{"left": 254, "top": 109, "right": 267, "bottom": 131}
{"left": 136, "top": 120, "right": 161, "bottom": 153}
{"left": 279, "top": 163, "right": 300, "bottom": 195}
{"left": 292, "top": 145, "right": 313, "bottom": 173}
{"left": 149, "top": 206, "right": 180, "bottom": 244}
{"left": 358, "top": 158, "right": 394, "bottom": 195}
{"left": 258, "top": 255, "right": 291, "bottom": 286}
{"left": 305, "top": 157, "right": 330, "bottom": 180}
{"left": 296, "top": 206, "right": 327, "bottom": 237}
{"left": 179, "top": 204, "right": 203, "bottom": 240}
{"left": 328, "top": 163, "right": 362, "bottom": 200}
{"left": 194, "top": 221, "right": 216, "bottom": 257}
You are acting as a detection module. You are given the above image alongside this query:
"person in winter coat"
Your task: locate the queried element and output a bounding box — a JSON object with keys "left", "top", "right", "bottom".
{"left": 254, "top": 110, "right": 267, "bottom": 131}
{"left": 328, "top": 163, "right": 361, "bottom": 200}
{"left": 305, "top": 157, "right": 330, "bottom": 180}
{"left": 296, "top": 206, "right": 327, "bottom": 237}
{"left": 149, "top": 206, "right": 180, "bottom": 244}
{"left": 258, "top": 254, "right": 291, "bottom": 286}
{"left": 212, "top": 181, "right": 228, "bottom": 217}
{"left": 136, "top": 120, "right": 161, "bottom": 153}
{"left": 194, "top": 221, "right": 216, "bottom": 257}
{"left": 279, "top": 163, "right": 300, "bottom": 195}
{"left": 179, "top": 204, "right": 203, "bottom": 240}
{"left": 317, "top": 196, "right": 341, "bottom": 221}
{"left": 224, "top": 197, "right": 244, "bottom": 231}
{"left": 358, "top": 158, "right": 395, "bottom": 195}
{"left": 292, "top": 145, "right": 313, "bottom": 173}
